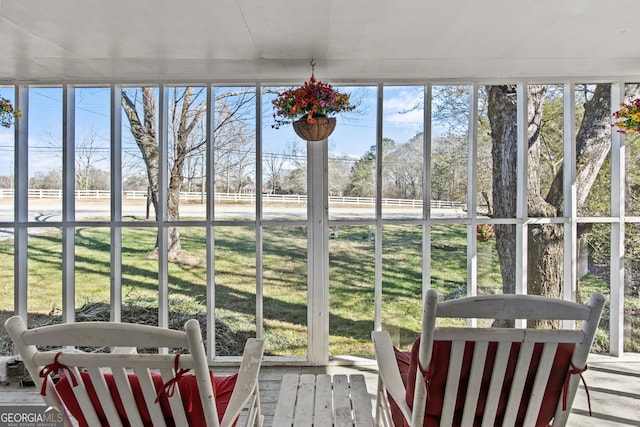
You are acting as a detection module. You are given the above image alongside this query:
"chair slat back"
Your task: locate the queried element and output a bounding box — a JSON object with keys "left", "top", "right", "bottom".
{"left": 409, "top": 290, "right": 605, "bottom": 427}
{"left": 111, "top": 366, "right": 145, "bottom": 426}
{"left": 4, "top": 317, "right": 221, "bottom": 427}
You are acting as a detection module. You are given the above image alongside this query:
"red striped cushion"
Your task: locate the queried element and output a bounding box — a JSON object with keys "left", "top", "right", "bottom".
{"left": 56, "top": 370, "right": 237, "bottom": 427}
{"left": 391, "top": 338, "right": 574, "bottom": 427}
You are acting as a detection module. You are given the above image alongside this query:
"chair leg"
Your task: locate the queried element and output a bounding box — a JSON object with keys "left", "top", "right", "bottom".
{"left": 254, "top": 391, "right": 263, "bottom": 427}
{"left": 375, "top": 376, "right": 393, "bottom": 427}
{"left": 245, "top": 390, "right": 262, "bottom": 427}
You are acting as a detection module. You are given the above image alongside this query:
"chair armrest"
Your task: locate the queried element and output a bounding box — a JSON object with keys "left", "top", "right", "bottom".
{"left": 372, "top": 330, "right": 411, "bottom": 422}
{"left": 221, "top": 338, "right": 265, "bottom": 426}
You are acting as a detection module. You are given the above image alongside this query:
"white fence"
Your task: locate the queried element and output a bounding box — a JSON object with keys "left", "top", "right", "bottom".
{"left": 0, "top": 189, "right": 466, "bottom": 210}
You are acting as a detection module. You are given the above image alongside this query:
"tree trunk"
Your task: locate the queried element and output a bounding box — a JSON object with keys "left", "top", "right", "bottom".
{"left": 487, "top": 85, "right": 520, "bottom": 295}
{"left": 121, "top": 87, "right": 205, "bottom": 264}
{"left": 488, "top": 83, "right": 614, "bottom": 328}
{"left": 121, "top": 87, "right": 160, "bottom": 224}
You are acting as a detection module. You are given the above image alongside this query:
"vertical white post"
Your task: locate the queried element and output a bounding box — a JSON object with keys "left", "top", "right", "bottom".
{"left": 307, "top": 137, "right": 329, "bottom": 364}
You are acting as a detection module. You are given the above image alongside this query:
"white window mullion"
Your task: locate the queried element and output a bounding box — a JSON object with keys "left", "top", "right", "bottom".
{"left": 62, "top": 84, "right": 76, "bottom": 324}
{"left": 110, "top": 84, "right": 123, "bottom": 322}
{"left": 157, "top": 85, "right": 169, "bottom": 331}
{"left": 562, "top": 82, "right": 578, "bottom": 329}
{"left": 206, "top": 84, "right": 216, "bottom": 358}
{"left": 467, "top": 83, "right": 479, "bottom": 305}
{"left": 374, "top": 83, "right": 384, "bottom": 332}
{"left": 255, "top": 85, "right": 264, "bottom": 341}
{"left": 255, "top": 86, "right": 264, "bottom": 347}
{"left": 422, "top": 84, "right": 433, "bottom": 299}
{"left": 14, "top": 85, "right": 28, "bottom": 321}
{"left": 610, "top": 82, "right": 625, "bottom": 356}
{"left": 516, "top": 83, "right": 529, "bottom": 328}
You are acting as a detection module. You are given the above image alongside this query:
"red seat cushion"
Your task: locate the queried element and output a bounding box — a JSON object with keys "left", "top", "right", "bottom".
{"left": 390, "top": 338, "right": 575, "bottom": 427}
{"left": 389, "top": 347, "right": 412, "bottom": 427}
{"left": 55, "top": 370, "right": 238, "bottom": 427}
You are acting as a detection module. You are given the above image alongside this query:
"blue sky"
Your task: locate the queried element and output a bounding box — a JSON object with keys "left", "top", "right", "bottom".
{"left": 0, "top": 85, "right": 427, "bottom": 177}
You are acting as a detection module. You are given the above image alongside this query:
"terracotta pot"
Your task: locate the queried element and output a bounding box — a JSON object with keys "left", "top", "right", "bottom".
{"left": 292, "top": 116, "right": 336, "bottom": 141}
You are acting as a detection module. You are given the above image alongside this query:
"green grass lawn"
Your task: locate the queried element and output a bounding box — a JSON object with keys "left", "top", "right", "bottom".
{"left": 0, "top": 222, "right": 636, "bottom": 357}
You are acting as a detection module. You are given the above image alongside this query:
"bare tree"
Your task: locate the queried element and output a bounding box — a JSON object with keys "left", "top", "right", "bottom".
{"left": 76, "top": 127, "right": 109, "bottom": 191}
{"left": 328, "top": 156, "right": 351, "bottom": 197}
{"left": 214, "top": 102, "right": 255, "bottom": 193}
{"left": 121, "top": 87, "right": 255, "bottom": 262}
{"left": 263, "top": 151, "right": 287, "bottom": 194}
{"left": 381, "top": 135, "right": 422, "bottom": 199}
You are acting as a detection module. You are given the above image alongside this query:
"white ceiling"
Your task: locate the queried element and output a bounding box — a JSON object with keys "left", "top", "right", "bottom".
{"left": 1, "top": 0, "right": 639, "bottom": 84}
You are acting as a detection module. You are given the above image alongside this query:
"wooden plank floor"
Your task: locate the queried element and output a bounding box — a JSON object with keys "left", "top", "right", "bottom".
{"left": 1, "top": 355, "right": 638, "bottom": 426}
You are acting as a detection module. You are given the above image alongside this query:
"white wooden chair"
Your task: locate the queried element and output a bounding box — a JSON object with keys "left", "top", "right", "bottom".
{"left": 4, "top": 316, "right": 265, "bottom": 427}
{"left": 372, "top": 290, "right": 605, "bottom": 427}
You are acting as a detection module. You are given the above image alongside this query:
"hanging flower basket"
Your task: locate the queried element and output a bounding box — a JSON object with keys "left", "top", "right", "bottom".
{"left": 0, "top": 97, "right": 21, "bottom": 128}
{"left": 612, "top": 98, "right": 640, "bottom": 134}
{"left": 271, "top": 61, "right": 355, "bottom": 141}
{"left": 292, "top": 116, "right": 336, "bottom": 141}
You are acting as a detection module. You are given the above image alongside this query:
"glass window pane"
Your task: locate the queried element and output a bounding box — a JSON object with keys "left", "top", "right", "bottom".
{"left": 432, "top": 85, "right": 469, "bottom": 216}
{"left": 382, "top": 86, "right": 424, "bottom": 220}
{"left": 483, "top": 85, "right": 516, "bottom": 221}
{"left": 75, "top": 87, "right": 111, "bottom": 222}
{"left": 0, "top": 88, "right": 16, "bottom": 224}
{"left": 625, "top": 83, "right": 640, "bottom": 217}
{"left": 261, "top": 86, "right": 305, "bottom": 221}
{"left": 167, "top": 226, "right": 207, "bottom": 331}
{"left": 476, "top": 223, "right": 501, "bottom": 295}
{"left": 215, "top": 226, "right": 258, "bottom": 356}
{"left": 263, "top": 226, "right": 307, "bottom": 357}
{"left": 329, "top": 225, "right": 375, "bottom": 356}
{"left": 578, "top": 223, "right": 611, "bottom": 353}
{"left": 167, "top": 87, "right": 208, "bottom": 221}
{"left": 29, "top": 87, "right": 63, "bottom": 218}
{"left": 0, "top": 234, "right": 13, "bottom": 353}
{"left": 328, "top": 86, "right": 377, "bottom": 221}
{"left": 121, "top": 226, "right": 159, "bottom": 325}
{"left": 624, "top": 223, "right": 639, "bottom": 352}
{"left": 0, "top": 86, "right": 14, "bottom": 349}
{"left": 381, "top": 224, "right": 422, "bottom": 352}
{"left": 75, "top": 226, "right": 111, "bottom": 316}
{"left": 576, "top": 83, "right": 611, "bottom": 217}
{"left": 431, "top": 224, "right": 467, "bottom": 299}
{"left": 214, "top": 86, "right": 256, "bottom": 221}
{"left": 121, "top": 87, "right": 158, "bottom": 221}
{"left": 28, "top": 228, "right": 62, "bottom": 316}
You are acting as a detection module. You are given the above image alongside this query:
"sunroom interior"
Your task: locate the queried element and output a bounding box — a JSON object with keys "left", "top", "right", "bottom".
{"left": 1, "top": 0, "right": 639, "bottom": 383}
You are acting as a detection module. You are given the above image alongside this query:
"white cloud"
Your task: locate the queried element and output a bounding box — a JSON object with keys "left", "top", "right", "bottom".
{"left": 383, "top": 89, "right": 423, "bottom": 127}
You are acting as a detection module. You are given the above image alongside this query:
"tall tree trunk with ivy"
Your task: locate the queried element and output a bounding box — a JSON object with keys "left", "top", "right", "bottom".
{"left": 488, "top": 84, "right": 613, "bottom": 326}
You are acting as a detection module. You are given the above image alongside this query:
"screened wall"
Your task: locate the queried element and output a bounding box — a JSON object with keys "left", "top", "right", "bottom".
{"left": 0, "top": 81, "right": 637, "bottom": 362}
